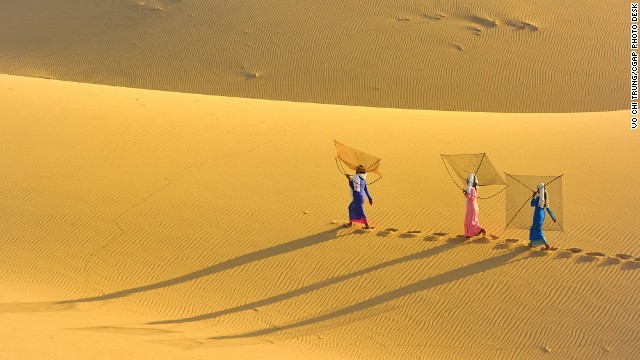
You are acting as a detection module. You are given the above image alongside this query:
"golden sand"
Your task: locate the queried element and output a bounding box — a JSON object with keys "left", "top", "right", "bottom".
{"left": 0, "top": 0, "right": 626, "bottom": 112}
{"left": 1, "top": 74, "right": 638, "bottom": 359}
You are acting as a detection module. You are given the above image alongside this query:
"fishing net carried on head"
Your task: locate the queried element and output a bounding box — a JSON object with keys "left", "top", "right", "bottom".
{"left": 335, "top": 140, "right": 381, "bottom": 175}
{"left": 505, "top": 173, "right": 564, "bottom": 231}
{"left": 441, "top": 153, "right": 507, "bottom": 198}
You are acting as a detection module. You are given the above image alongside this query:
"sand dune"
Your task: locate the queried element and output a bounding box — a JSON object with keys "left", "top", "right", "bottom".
{"left": 0, "top": 0, "right": 626, "bottom": 112}
{"left": 1, "top": 75, "right": 639, "bottom": 359}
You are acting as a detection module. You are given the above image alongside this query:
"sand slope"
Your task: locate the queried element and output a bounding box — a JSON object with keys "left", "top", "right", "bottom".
{"left": 0, "top": 0, "right": 627, "bottom": 112}
{"left": 1, "top": 75, "right": 639, "bottom": 359}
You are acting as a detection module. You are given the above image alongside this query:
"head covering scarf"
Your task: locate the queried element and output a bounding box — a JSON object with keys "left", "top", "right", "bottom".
{"left": 537, "top": 183, "right": 547, "bottom": 208}
{"left": 466, "top": 173, "right": 478, "bottom": 194}
{"left": 352, "top": 172, "right": 367, "bottom": 192}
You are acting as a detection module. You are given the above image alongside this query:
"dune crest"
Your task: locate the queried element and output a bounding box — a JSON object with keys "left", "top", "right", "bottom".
{"left": 0, "top": 0, "right": 625, "bottom": 112}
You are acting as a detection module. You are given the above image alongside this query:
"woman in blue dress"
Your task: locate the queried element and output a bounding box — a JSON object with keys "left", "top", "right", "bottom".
{"left": 529, "top": 183, "right": 557, "bottom": 250}
{"left": 346, "top": 165, "right": 373, "bottom": 229}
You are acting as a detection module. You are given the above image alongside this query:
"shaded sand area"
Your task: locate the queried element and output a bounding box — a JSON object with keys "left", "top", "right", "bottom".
{"left": 0, "top": 0, "right": 626, "bottom": 112}
{"left": 1, "top": 75, "right": 639, "bottom": 359}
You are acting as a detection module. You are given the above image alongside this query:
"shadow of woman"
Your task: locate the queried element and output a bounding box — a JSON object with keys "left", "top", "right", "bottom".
{"left": 206, "top": 246, "right": 529, "bottom": 341}
{"left": 149, "top": 238, "right": 463, "bottom": 325}
{"left": 0, "top": 226, "right": 345, "bottom": 312}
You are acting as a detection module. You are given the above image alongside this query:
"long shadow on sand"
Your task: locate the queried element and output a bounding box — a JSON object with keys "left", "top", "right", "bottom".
{"left": 207, "top": 246, "right": 529, "bottom": 340}
{"left": 56, "top": 227, "right": 345, "bottom": 304}
{"left": 149, "top": 238, "right": 464, "bottom": 325}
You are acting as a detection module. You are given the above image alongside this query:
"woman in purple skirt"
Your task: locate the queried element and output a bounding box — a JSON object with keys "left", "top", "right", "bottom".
{"left": 346, "top": 165, "right": 373, "bottom": 229}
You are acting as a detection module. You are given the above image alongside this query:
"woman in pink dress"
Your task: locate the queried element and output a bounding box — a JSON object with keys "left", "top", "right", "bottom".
{"left": 463, "top": 173, "right": 487, "bottom": 238}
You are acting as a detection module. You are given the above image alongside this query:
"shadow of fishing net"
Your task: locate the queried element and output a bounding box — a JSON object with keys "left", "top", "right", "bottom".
{"left": 505, "top": 173, "right": 564, "bottom": 231}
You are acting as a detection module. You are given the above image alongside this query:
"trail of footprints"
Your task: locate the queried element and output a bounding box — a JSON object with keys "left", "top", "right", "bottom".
{"left": 394, "top": 10, "right": 539, "bottom": 52}
{"left": 337, "top": 222, "right": 640, "bottom": 269}
{"left": 396, "top": 11, "right": 539, "bottom": 34}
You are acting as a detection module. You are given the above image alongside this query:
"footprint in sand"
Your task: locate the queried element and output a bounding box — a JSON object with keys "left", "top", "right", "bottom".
{"left": 472, "top": 237, "right": 491, "bottom": 244}
{"left": 451, "top": 43, "right": 464, "bottom": 51}
{"left": 422, "top": 13, "right": 445, "bottom": 21}
{"left": 555, "top": 250, "right": 574, "bottom": 259}
{"left": 377, "top": 228, "right": 399, "bottom": 237}
{"left": 531, "top": 246, "right": 555, "bottom": 251}
{"left": 577, "top": 254, "right": 601, "bottom": 263}
{"left": 529, "top": 248, "right": 554, "bottom": 257}
{"left": 424, "top": 232, "right": 448, "bottom": 241}
{"left": 567, "top": 247, "right": 583, "bottom": 254}
{"left": 400, "top": 230, "right": 422, "bottom": 238}
{"left": 521, "top": 21, "right": 539, "bottom": 32}
{"left": 447, "top": 236, "right": 468, "bottom": 244}
{"left": 599, "top": 257, "right": 622, "bottom": 266}
{"left": 616, "top": 253, "right": 634, "bottom": 260}
{"left": 505, "top": 239, "right": 520, "bottom": 244}
{"left": 466, "top": 26, "right": 482, "bottom": 36}
{"left": 586, "top": 252, "right": 606, "bottom": 257}
{"left": 622, "top": 260, "right": 640, "bottom": 270}
{"left": 467, "top": 15, "right": 499, "bottom": 29}
{"left": 506, "top": 20, "right": 539, "bottom": 32}
{"left": 240, "top": 66, "right": 261, "bottom": 80}
{"left": 243, "top": 72, "right": 261, "bottom": 80}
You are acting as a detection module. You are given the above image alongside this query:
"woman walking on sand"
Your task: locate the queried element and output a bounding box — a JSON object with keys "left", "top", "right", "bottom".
{"left": 346, "top": 165, "right": 373, "bottom": 229}
{"left": 529, "top": 183, "right": 557, "bottom": 250}
{"left": 463, "top": 173, "right": 487, "bottom": 238}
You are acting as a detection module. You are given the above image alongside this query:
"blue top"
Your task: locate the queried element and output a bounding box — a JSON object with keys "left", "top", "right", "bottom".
{"left": 531, "top": 198, "right": 556, "bottom": 221}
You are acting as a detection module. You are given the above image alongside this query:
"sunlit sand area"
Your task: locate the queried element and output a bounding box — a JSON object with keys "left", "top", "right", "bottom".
{"left": 0, "top": 0, "right": 638, "bottom": 359}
